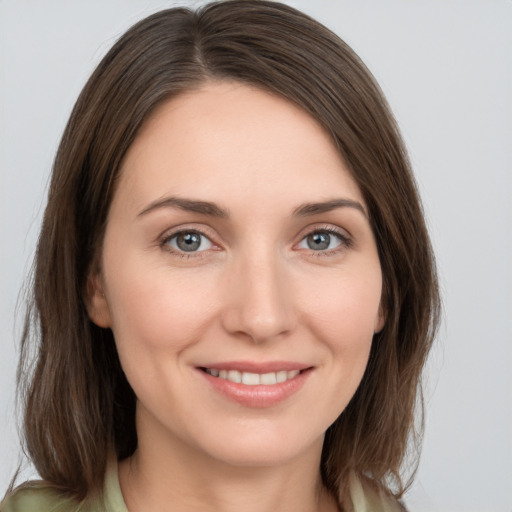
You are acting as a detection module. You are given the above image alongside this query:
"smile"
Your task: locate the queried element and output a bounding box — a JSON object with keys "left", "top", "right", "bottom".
{"left": 197, "top": 362, "right": 312, "bottom": 407}
{"left": 202, "top": 368, "right": 301, "bottom": 386}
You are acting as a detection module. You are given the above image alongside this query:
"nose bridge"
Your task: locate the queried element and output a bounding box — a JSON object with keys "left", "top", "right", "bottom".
{"left": 222, "top": 244, "right": 294, "bottom": 342}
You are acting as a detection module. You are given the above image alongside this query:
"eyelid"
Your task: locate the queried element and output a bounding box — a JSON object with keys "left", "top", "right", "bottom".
{"left": 158, "top": 223, "right": 218, "bottom": 241}
{"left": 166, "top": 231, "right": 213, "bottom": 252}
{"left": 158, "top": 224, "right": 222, "bottom": 257}
{"left": 294, "top": 223, "right": 353, "bottom": 254}
{"left": 156, "top": 222, "right": 353, "bottom": 258}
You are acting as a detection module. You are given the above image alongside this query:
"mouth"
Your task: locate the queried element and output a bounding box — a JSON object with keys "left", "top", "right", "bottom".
{"left": 196, "top": 361, "right": 315, "bottom": 408}
{"left": 196, "top": 362, "right": 313, "bottom": 407}
{"left": 200, "top": 368, "right": 305, "bottom": 386}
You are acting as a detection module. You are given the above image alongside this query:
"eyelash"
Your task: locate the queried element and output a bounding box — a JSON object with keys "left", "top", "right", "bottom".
{"left": 159, "top": 225, "right": 353, "bottom": 259}
{"left": 300, "top": 226, "right": 353, "bottom": 257}
{"left": 160, "top": 228, "right": 216, "bottom": 260}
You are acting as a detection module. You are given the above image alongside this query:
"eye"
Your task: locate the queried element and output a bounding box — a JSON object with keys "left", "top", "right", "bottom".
{"left": 297, "top": 230, "right": 345, "bottom": 251}
{"left": 165, "top": 231, "right": 213, "bottom": 253}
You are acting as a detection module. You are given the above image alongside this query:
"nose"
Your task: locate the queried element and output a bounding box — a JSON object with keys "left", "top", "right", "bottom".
{"left": 221, "top": 249, "right": 296, "bottom": 344}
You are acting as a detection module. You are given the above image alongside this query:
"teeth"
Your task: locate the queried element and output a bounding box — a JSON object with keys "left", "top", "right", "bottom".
{"left": 227, "top": 370, "right": 241, "bottom": 383}
{"left": 205, "top": 368, "right": 302, "bottom": 385}
{"left": 276, "top": 370, "right": 288, "bottom": 383}
{"left": 242, "top": 372, "right": 260, "bottom": 385}
{"left": 260, "top": 372, "right": 277, "bottom": 385}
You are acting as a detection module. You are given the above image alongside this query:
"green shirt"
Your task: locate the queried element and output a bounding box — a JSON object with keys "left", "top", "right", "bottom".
{"left": 1, "top": 463, "right": 405, "bottom": 511}
{"left": 0, "top": 460, "right": 127, "bottom": 512}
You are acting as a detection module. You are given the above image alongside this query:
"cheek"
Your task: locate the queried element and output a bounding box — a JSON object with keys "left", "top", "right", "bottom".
{"left": 104, "top": 255, "right": 220, "bottom": 359}
{"left": 322, "top": 291, "right": 380, "bottom": 418}
{"left": 298, "top": 266, "right": 381, "bottom": 402}
{"left": 300, "top": 267, "right": 382, "bottom": 344}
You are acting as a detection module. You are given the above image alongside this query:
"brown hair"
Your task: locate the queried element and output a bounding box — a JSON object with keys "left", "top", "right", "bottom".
{"left": 16, "top": 0, "right": 440, "bottom": 507}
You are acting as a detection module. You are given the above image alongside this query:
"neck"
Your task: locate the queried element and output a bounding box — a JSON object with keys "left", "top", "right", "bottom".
{"left": 118, "top": 414, "right": 338, "bottom": 512}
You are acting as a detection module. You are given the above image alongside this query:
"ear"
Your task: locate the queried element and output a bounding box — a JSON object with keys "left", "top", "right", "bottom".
{"left": 85, "top": 270, "right": 112, "bottom": 328}
{"left": 374, "top": 303, "right": 386, "bottom": 334}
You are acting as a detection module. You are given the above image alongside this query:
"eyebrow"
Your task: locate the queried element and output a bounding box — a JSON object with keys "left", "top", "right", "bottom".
{"left": 137, "top": 196, "right": 366, "bottom": 219}
{"left": 138, "top": 196, "right": 229, "bottom": 218}
{"left": 293, "top": 198, "right": 367, "bottom": 217}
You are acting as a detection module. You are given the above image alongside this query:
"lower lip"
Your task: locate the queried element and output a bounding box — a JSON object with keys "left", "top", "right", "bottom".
{"left": 198, "top": 368, "right": 312, "bottom": 408}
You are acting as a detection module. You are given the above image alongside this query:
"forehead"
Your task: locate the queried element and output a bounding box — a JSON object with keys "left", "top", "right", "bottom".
{"left": 116, "top": 80, "right": 364, "bottom": 213}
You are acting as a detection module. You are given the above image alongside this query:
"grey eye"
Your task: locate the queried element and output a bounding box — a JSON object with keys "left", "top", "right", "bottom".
{"left": 298, "top": 231, "right": 342, "bottom": 251}
{"left": 167, "top": 231, "right": 213, "bottom": 252}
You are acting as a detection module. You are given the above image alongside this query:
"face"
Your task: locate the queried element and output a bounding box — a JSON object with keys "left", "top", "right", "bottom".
{"left": 88, "top": 81, "right": 384, "bottom": 468}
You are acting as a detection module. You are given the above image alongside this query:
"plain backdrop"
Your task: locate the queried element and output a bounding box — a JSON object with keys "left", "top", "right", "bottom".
{"left": 1, "top": 1, "right": 511, "bottom": 511}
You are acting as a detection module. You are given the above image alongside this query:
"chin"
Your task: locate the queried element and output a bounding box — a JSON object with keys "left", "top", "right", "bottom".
{"left": 190, "top": 424, "right": 325, "bottom": 469}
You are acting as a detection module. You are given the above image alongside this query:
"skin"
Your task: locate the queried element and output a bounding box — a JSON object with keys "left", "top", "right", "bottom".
{"left": 87, "top": 81, "right": 384, "bottom": 512}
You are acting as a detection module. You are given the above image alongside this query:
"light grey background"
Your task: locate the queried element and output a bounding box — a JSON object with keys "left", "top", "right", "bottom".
{"left": 1, "top": 1, "right": 511, "bottom": 511}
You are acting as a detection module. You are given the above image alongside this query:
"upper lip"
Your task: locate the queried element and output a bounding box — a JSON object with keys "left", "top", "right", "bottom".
{"left": 197, "top": 361, "right": 312, "bottom": 373}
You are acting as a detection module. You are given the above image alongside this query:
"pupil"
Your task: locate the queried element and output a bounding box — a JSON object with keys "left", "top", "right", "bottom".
{"left": 177, "top": 232, "right": 201, "bottom": 252}
{"left": 308, "top": 232, "right": 330, "bottom": 250}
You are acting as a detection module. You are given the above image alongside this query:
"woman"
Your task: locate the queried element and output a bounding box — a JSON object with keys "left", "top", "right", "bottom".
{"left": 1, "top": 1, "right": 440, "bottom": 511}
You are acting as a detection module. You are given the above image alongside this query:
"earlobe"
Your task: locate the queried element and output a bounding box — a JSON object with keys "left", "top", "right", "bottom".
{"left": 85, "top": 272, "right": 112, "bottom": 328}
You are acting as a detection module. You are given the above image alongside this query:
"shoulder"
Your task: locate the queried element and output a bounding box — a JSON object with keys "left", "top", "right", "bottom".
{"left": 1, "top": 460, "right": 126, "bottom": 512}
{"left": 348, "top": 473, "right": 407, "bottom": 512}
{"left": 1, "top": 483, "right": 82, "bottom": 512}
